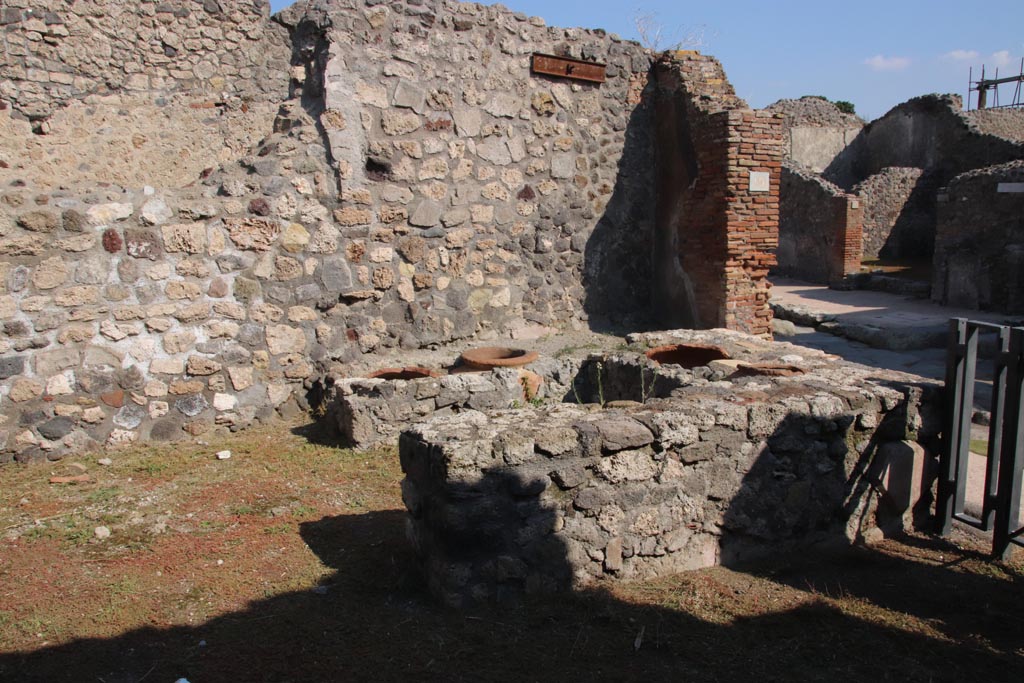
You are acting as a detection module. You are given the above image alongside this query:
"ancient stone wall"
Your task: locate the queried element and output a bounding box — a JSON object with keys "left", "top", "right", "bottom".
{"left": 765, "top": 97, "right": 863, "bottom": 180}
{"left": 0, "top": 104, "right": 335, "bottom": 459}
{"left": 0, "top": 0, "right": 793, "bottom": 461}
{"left": 400, "top": 329, "right": 941, "bottom": 606}
{"left": 0, "top": 0, "right": 292, "bottom": 188}
{"left": 853, "top": 167, "right": 938, "bottom": 261}
{"left": 0, "top": 0, "right": 664, "bottom": 461}
{"left": 966, "top": 108, "right": 1024, "bottom": 143}
{"left": 843, "top": 95, "right": 1024, "bottom": 185}
{"left": 776, "top": 164, "right": 862, "bottom": 284}
{"left": 774, "top": 94, "right": 1023, "bottom": 292}
{"left": 0, "top": 0, "right": 290, "bottom": 121}
{"left": 303, "top": 0, "right": 656, "bottom": 331}
{"left": 288, "top": 0, "right": 655, "bottom": 333}
{"left": 933, "top": 160, "right": 1024, "bottom": 312}
{"left": 652, "top": 53, "right": 781, "bottom": 338}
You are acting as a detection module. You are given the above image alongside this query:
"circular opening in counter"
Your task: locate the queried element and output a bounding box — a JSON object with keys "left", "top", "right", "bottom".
{"left": 460, "top": 347, "right": 539, "bottom": 370}
{"left": 644, "top": 344, "right": 730, "bottom": 368}
{"left": 366, "top": 366, "right": 439, "bottom": 381}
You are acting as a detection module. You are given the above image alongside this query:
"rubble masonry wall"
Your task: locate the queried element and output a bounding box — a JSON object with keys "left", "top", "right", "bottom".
{"left": 852, "top": 166, "right": 937, "bottom": 261}
{"left": 0, "top": 0, "right": 784, "bottom": 461}
{"left": 0, "top": 0, "right": 662, "bottom": 460}
{"left": 776, "top": 164, "right": 861, "bottom": 284}
{"left": 400, "top": 330, "right": 941, "bottom": 606}
{"left": 933, "top": 160, "right": 1024, "bottom": 312}
{"left": 0, "top": 0, "right": 292, "bottom": 188}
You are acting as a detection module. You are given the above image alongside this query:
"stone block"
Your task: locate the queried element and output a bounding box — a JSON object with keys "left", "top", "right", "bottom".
{"left": 161, "top": 223, "right": 207, "bottom": 254}
{"left": 550, "top": 154, "right": 575, "bottom": 179}
{"left": 175, "top": 394, "right": 209, "bottom": 417}
{"left": 381, "top": 111, "right": 422, "bottom": 136}
{"left": 224, "top": 217, "right": 280, "bottom": 251}
{"left": 125, "top": 230, "right": 163, "bottom": 260}
{"left": 150, "top": 358, "right": 186, "bottom": 375}
{"left": 476, "top": 138, "right": 512, "bottom": 165}
{"left": 34, "top": 348, "right": 80, "bottom": 376}
{"left": 266, "top": 325, "right": 306, "bottom": 355}
{"left": 409, "top": 201, "right": 442, "bottom": 227}
{"left": 86, "top": 203, "right": 133, "bottom": 226}
{"left": 0, "top": 356, "right": 26, "bottom": 380}
{"left": 452, "top": 108, "right": 482, "bottom": 137}
{"left": 393, "top": 81, "right": 425, "bottom": 110}
{"left": 140, "top": 198, "right": 173, "bottom": 225}
{"left": 18, "top": 211, "right": 59, "bottom": 232}
{"left": 9, "top": 378, "right": 44, "bottom": 402}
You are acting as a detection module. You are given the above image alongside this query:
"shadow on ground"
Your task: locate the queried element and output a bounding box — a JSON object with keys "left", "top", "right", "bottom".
{"left": 1, "top": 507, "right": 1021, "bottom": 682}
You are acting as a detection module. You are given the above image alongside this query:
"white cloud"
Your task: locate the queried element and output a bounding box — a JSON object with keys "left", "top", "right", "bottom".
{"left": 991, "top": 50, "right": 1013, "bottom": 68}
{"left": 863, "top": 55, "right": 911, "bottom": 72}
{"left": 943, "top": 49, "right": 979, "bottom": 62}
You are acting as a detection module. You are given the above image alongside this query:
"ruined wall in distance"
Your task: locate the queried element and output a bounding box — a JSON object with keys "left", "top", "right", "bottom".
{"left": 852, "top": 167, "right": 938, "bottom": 261}
{"left": 764, "top": 97, "right": 863, "bottom": 183}
{"left": 775, "top": 94, "right": 1024, "bottom": 288}
{"left": 933, "top": 160, "right": 1024, "bottom": 312}
{"left": 776, "top": 164, "right": 862, "bottom": 284}
{"left": 964, "top": 107, "right": 1024, "bottom": 143}
{"left": 844, "top": 95, "right": 1024, "bottom": 185}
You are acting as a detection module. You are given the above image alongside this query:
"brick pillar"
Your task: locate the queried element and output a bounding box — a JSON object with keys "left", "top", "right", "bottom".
{"left": 652, "top": 54, "right": 783, "bottom": 340}
{"left": 722, "top": 111, "right": 782, "bottom": 339}
{"left": 831, "top": 194, "right": 863, "bottom": 283}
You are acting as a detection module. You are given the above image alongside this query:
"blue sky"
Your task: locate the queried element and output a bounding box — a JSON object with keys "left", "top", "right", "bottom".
{"left": 269, "top": 1, "right": 1024, "bottom": 120}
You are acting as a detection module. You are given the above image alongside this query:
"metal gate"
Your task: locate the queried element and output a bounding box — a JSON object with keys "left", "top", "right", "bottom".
{"left": 938, "top": 318, "right": 1024, "bottom": 559}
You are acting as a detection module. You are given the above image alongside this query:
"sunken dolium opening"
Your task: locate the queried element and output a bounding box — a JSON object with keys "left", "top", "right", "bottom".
{"left": 645, "top": 343, "right": 731, "bottom": 368}
{"left": 366, "top": 366, "right": 439, "bottom": 381}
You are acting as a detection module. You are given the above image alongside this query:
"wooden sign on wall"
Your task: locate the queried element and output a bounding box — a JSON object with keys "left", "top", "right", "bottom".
{"left": 531, "top": 53, "right": 606, "bottom": 84}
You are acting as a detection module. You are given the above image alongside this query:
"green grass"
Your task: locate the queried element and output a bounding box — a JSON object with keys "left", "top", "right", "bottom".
{"left": 86, "top": 487, "right": 121, "bottom": 504}
{"left": 293, "top": 504, "right": 318, "bottom": 518}
{"left": 133, "top": 459, "right": 172, "bottom": 476}
{"left": 21, "top": 525, "right": 59, "bottom": 543}
{"left": 62, "top": 521, "right": 94, "bottom": 547}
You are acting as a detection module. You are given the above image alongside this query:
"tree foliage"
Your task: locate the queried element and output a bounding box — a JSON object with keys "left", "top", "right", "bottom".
{"left": 833, "top": 100, "right": 856, "bottom": 115}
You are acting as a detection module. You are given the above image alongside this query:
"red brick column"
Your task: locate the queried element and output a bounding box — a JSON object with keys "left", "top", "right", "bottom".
{"left": 652, "top": 54, "right": 783, "bottom": 339}
{"left": 831, "top": 195, "right": 863, "bottom": 282}
{"left": 722, "top": 111, "right": 782, "bottom": 338}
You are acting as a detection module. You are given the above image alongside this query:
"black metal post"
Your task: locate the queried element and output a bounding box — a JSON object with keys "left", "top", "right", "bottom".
{"left": 993, "top": 328, "right": 1024, "bottom": 560}
{"left": 981, "top": 327, "right": 1011, "bottom": 530}
{"left": 939, "top": 318, "right": 968, "bottom": 535}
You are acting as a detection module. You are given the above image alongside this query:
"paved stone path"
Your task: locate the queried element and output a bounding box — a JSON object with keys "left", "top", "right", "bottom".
{"left": 771, "top": 277, "right": 1019, "bottom": 352}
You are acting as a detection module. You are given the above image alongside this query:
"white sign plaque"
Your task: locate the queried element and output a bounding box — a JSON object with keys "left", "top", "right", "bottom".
{"left": 997, "top": 183, "right": 1024, "bottom": 193}
{"left": 749, "top": 171, "right": 770, "bottom": 193}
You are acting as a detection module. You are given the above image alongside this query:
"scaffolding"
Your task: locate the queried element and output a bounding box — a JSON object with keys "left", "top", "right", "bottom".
{"left": 968, "top": 58, "right": 1024, "bottom": 110}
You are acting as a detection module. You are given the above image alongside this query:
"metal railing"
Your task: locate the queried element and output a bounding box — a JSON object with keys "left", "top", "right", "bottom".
{"left": 938, "top": 318, "right": 1024, "bottom": 559}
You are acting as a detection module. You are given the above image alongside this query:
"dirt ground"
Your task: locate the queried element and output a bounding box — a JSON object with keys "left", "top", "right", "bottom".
{"left": 1, "top": 419, "right": 1022, "bottom": 682}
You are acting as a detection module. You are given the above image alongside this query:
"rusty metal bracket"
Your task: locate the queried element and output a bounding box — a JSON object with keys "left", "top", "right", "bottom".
{"left": 531, "top": 53, "right": 606, "bottom": 84}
